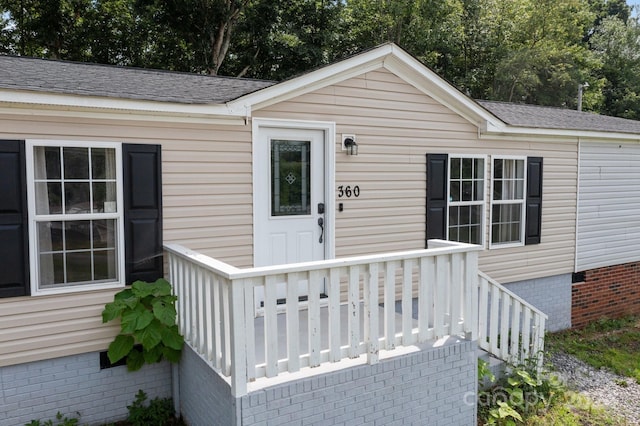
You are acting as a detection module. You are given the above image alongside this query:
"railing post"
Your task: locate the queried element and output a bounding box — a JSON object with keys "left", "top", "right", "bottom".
{"left": 465, "top": 251, "right": 478, "bottom": 340}
{"left": 229, "top": 278, "right": 248, "bottom": 397}
{"left": 365, "top": 262, "right": 379, "bottom": 364}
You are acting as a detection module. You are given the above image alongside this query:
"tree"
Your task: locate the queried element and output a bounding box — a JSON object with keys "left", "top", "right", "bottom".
{"left": 143, "top": 0, "right": 251, "bottom": 75}
{"left": 0, "top": 0, "right": 92, "bottom": 59}
{"left": 224, "top": 0, "right": 345, "bottom": 80}
{"left": 485, "top": 0, "right": 601, "bottom": 108}
{"left": 591, "top": 15, "right": 640, "bottom": 118}
{"left": 341, "top": 0, "right": 464, "bottom": 76}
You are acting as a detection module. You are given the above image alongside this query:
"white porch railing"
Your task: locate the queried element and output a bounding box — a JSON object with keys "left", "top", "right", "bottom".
{"left": 477, "top": 271, "right": 547, "bottom": 368}
{"left": 164, "top": 240, "right": 481, "bottom": 397}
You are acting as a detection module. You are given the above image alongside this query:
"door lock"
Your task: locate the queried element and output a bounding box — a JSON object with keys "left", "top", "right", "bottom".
{"left": 317, "top": 203, "right": 325, "bottom": 214}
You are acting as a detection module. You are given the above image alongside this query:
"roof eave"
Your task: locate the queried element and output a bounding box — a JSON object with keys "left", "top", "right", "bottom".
{"left": 484, "top": 121, "right": 640, "bottom": 141}
{"left": 0, "top": 88, "right": 246, "bottom": 124}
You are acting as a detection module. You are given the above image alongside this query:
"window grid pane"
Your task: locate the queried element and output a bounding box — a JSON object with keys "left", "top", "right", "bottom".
{"left": 448, "top": 157, "right": 484, "bottom": 245}
{"left": 493, "top": 158, "right": 525, "bottom": 201}
{"left": 33, "top": 144, "right": 120, "bottom": 290}
{"left": 491, "top": 158, "right": 525, "bottom": 245}
{"left": 37, "top": 219, "right": 118, "bottom": 288}
{"left": 34, "top": 146, "right": 118, "bottom": 216}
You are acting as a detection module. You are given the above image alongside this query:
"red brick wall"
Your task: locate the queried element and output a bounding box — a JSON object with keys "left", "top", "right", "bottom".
{"left": 572, "top": 262, "right": 640, "bottom": 328}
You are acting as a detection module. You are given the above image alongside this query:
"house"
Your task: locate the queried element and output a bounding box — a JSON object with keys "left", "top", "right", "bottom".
{"left": 1, "top": 43, "right": 639, "bottom": 425}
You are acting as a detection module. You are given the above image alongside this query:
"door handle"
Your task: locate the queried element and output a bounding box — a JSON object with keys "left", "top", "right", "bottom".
{"left": 317, "top": 217, "right": 324, "bottom": 244}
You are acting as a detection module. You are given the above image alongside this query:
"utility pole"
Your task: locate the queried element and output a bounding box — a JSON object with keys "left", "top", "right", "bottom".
{"left": 578, "top": 82, "right": 589, "bottom": 111}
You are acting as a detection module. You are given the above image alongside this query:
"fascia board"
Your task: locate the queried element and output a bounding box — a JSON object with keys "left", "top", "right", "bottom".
{"left": 228, "top": 45, "right": 395, "bottom": 113}
{"left": 484, "top": 120, "right": 640, "bottom": 141}
{"left": 0, "top": 88, "right": 242, "bottom": 118}
{"left": 0, "top": 103, "right": 246, "bottom": 125}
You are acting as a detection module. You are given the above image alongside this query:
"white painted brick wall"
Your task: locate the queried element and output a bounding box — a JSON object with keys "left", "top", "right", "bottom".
{"left": 178, "top": 343, "right": 235, "bottom": 426}
{"left": 179, "top": 340, "right": 477, "bottom": 426}
{"left": 0, "top": 352, "right": 171, "bottom": 426}
{"left": 504, "top": 273, "right": 572, "bottom": 331}
{"left": 238, "top": 341, "right": 477, "bottom": 426}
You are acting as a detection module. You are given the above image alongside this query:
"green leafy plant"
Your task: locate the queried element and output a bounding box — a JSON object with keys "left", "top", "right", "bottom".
{"left": 126, "top": 390, "right": 180, "bottom": 426}
{"left": 102, "top": 278, "right": 184, "bottom": 371}
{"left": 478, "top": 356, "right": 565, "bottom": 425}
{"left": 26, "top": 412, "right": 79, "bottom": 426}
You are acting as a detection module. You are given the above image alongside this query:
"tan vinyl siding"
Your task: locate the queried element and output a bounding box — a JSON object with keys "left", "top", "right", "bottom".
{"left": 0, "top": 112, "right": 255, "bottom": 366}
{"left": 0, "top": 290, "right": 118, "bottom": 366}
{"left": 256, "top": 69, "right": 578, "bottom": 284}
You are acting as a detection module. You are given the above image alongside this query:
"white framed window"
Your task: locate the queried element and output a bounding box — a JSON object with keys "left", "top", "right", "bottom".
{"left": 26, "top": 140, "right": 125, "bottom": 295}
{"left": 490, "top": 156, "right": 526, "bottom": 248}
{"left": 447, "top": 155, "right": 486, "bottom": 245}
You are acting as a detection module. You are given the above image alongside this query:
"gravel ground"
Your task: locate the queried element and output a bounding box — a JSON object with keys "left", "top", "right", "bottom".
{"left": 550, "top": 351, "right": 640, "bottom": 425}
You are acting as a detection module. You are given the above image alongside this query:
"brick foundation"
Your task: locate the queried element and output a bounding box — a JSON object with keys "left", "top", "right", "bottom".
{"left": 572, "top": 262, "right": 640, "bottom": 328}
{"left": 0, "top": 352, "right": 172, "bottom": 426}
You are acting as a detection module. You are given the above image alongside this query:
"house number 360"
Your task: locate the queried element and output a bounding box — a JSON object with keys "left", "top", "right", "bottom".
{"left": 337, "top": 185, "right": 360, "bottom": 198}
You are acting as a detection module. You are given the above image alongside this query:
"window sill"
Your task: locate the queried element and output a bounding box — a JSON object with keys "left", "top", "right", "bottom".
{"left": 31, "top": 280, "right": 125, "bottom": 297}
{"left": 489, "top": 241, "right": 525, "bottom": 250}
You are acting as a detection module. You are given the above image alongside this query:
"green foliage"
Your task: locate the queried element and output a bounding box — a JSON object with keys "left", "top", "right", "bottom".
{"left": 102, "top": 278, "right": 183, "bottom": 371}
{"left": 126, "top": 390, "right": 179, "bottom": 426}
{"left": 25, "top": 412, "right": 79, "bottom": 426}
{"left": 477, "top": 357, "right": 565, "bottom": 425}
{"left": 546, "top": 315, "right": 640, "bottom": 383}
{"left": 525, "top": 391, "right": 626, "bottom": 425}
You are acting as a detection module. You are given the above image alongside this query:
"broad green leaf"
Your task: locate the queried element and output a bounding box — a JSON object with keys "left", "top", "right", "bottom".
{"left": 107, "top": 334, "right": 134, "bottom": 364}
{"left": 162, "top": 325, "right": 184, "bottom": 350}
{"left": 126, "top": 348, "right": 145, "bottom": 371}
{"left": 143, "top": 344, "right": 163, "bottom": 364}
{"left": 507, "top": 376, "right": 521, "bottom": 387}
{"left": 497, "top": 402, "right": 523, "bottom": 421}
{"left": 517, "top": 369, "right": 539, "bottom": 386}
{"left": 508, "top": 388, "right": 524, "bottom": 406}
{"left": 135, "top": 319, "right": 163, "bottom": 349}
{"left": 150, "top": 278, "right": 172, "bottom": 297}
{"left": 120, "top": 295, "right": 140, "bottom": 310}
{"left": 113, "top": 288, "right": 133, "bottom": 301}
{"left": 162, "top": 346, "right": 182, "bottom": 363}
{"left": 102, "top": 302, "right": 124, "bottom": 323}
{"left": 121, "top": 304, "right": 154, "bottom": 333}
{"left": 152, "top": 298, "right": 177, "bottom": 326}
{"left": 113, "top": 290, "right": 139, "bottom": 309}
{"left": 132, "top": 280, "right": 154, "bottom": 298}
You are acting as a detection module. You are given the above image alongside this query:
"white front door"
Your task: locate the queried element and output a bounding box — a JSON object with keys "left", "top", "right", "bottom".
{"left": 254, "top": 126, "right": 327, "bottom": 269}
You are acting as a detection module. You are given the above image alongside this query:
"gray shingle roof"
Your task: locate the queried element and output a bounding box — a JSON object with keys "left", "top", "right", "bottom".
{"left": 0, "top": 55, "right": 275, "bottom": 104}
{"left": 478, "top": 100, "right": 640, "bottom": 135}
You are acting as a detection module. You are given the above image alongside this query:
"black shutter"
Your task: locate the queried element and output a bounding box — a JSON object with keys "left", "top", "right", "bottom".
{"left": 426, "top": 153, "right": 448, "bottom": 246}
{"left": 525, "top": 156, "right": 543, "bottom": 245}
{"left": 123, "top": 144, "right": 163, "bottom": 284}
{"left": 0, "top": 140, "right": 29, "bottom": 298}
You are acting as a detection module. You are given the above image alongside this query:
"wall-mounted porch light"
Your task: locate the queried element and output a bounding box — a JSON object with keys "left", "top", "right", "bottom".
{"left": 342, "top": 134, "right": 358, "bottom": 156}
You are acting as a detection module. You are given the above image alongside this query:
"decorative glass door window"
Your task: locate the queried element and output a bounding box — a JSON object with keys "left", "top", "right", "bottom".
{"left": 491, "top": 157, "right": 526, "bottom": 246}
{"left": 271, "top": 140, "right": 311, "bottom": 216}
{"left": 448, "top": 156, "right": 485, "bottom": 244}
{"left": 29, "top": 143, "right": 123, "bottom": 291}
